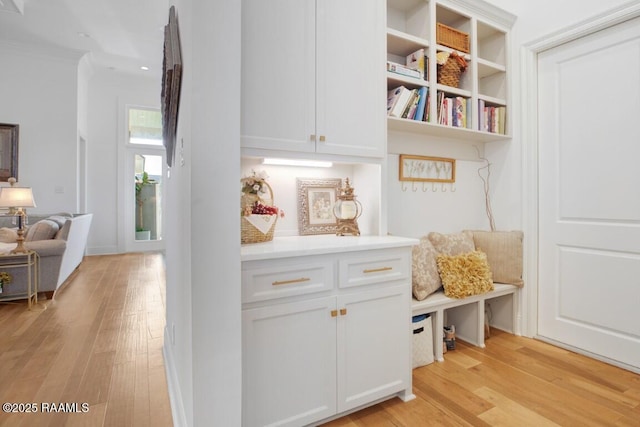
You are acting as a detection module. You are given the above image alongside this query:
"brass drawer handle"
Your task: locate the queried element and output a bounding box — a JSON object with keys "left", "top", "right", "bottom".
{"left": 363, "top": 267, "right": 393, "bottom": 274}
{"left": 272, "top": 277, "right": 311, "bottom": 286}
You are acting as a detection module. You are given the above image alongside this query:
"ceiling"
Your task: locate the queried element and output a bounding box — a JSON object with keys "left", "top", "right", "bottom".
{"left": 0, "top": 0, "right": 169, "bottom": 80}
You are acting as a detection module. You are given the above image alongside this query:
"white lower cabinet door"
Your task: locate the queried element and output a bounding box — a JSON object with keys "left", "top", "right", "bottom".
{"left": 242, "top": 297, "right": 337, "bottom": 427}
{"left": 336, "top": 284, "right": 411, "bottom": 412}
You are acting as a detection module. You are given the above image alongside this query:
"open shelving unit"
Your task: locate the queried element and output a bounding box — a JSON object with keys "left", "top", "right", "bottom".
{"left": 386, "top": 0, "right": 516, "bottom": 145}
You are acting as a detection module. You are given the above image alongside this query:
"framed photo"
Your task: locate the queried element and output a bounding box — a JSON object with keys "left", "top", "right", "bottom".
{"left": 399, "top": 154, "right": 455, "bottom": 183}
{"left": 0, "top": 123, "right": 19, "bottom": 181}
{"left": 297, "top": 178, "right": 341, "bottom": 235}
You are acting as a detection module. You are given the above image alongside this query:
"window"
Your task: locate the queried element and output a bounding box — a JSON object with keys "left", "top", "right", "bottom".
{"left": 128, "top": 107, "right": 162, "bottom": 146}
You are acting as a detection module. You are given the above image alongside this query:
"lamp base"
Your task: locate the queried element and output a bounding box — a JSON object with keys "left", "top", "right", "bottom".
{"left": 10, "top": 212, "right": 29, "bottom": 254}
{"left": 336, "top": 219, "right": 360, "bottom": 236}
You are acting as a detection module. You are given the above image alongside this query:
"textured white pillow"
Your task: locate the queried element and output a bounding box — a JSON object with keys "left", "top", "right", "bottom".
{"left": 0, "top": 227, "right": 18, "bottom": 243}
{"left": 412, "top": 237, "right": 442, "bottom": 301}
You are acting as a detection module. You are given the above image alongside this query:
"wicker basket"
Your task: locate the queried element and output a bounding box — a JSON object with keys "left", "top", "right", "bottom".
{"left": 436, "top": 23, "right": 470, "bottom": 53}
{"left": 437, "top": 51, "right": 467, "bottom": 88}
{"left": 241, "top": 181, "right": 277, "bottom": 244}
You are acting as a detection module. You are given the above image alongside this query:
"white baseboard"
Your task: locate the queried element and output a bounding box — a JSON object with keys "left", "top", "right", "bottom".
{"left": 164, "top": 327, "right": 189, "bottom": 427}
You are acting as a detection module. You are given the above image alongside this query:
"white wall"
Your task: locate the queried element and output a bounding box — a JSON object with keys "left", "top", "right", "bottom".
{"left": 163, "top": 0, "right": 243, "bottom": 425}
{"left": 85, "top": 69, "right": 159, "bottom": 254}
{"left": 0, "top": 44, "right": 81, "bottom": 213}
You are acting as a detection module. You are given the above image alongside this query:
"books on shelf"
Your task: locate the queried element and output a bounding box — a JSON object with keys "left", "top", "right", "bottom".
{"left": 478, "top": 99, "right": 506, "bottom": 134}
{"left": 437, "top": 93, "right": 471, "bottom": 129}
{"left": 405, "top": 48, "right": 428, "bottom": 80}
{"left": 387, "top": 61, "right": 422, "bottom": 80}
{"left": 388, "top": 86, "right": 430, "bottom": 122}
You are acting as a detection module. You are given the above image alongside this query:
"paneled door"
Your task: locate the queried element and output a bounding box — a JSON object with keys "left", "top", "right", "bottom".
{"left": 537, "top": 16, "right": 640, "bottom": 370}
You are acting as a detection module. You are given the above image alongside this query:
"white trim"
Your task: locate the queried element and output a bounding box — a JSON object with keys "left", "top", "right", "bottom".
{"left": 164, "top": 328, "right": 188, "bottom": 427}
{"left": 521, "top": 1, "right": 640, "bottom": 338}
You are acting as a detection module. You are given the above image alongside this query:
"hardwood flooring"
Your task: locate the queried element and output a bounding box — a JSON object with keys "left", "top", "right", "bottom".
{"left": 2, "top": 253, "right": 639, "bottom": 427}
{"left": 324, "top": 329, "right": 640, "bottom": 427}
{"left": 0, "top": 253, "right": 172, "bottom": 427}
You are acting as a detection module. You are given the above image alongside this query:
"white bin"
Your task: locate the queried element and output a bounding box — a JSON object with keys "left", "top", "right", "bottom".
{"left": 412, "top": 314, "right": 434, "bottom": 368}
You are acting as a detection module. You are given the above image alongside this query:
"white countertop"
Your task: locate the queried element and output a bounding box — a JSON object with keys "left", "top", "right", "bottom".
{"left": 241, "top": 235, "right": 419, "bottom": 261}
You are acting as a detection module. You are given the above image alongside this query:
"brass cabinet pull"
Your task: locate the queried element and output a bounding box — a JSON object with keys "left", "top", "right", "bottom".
{"left": 339, "top": 308, "right": 347, "bottom": 316}
{"left": 272, "top": 277, "right": 311, "bottom": 286}
{"left": 310, "top": 134, "right": 316, "bottom": 141}
{"left": 363, "top": 267, "right": 393, "bottom": 274}
{"left": 319, "top": 135, "right": 326, "bottom": 142}
{"left": 331, "top": 310, "right": 338, "bottom": 317}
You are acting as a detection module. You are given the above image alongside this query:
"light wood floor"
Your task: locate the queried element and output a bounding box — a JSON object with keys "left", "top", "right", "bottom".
{"left": 324, "top": 329, "right": 640, "bottom": 427}
{"left": 0, "top": 252, "right": 172, "bottom": 427}
{"left": 2, "top": 253, "right": 639, "bottom": 427}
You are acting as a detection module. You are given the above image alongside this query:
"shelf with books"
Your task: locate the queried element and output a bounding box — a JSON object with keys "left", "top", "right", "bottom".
{"left": 387, "top": 116, "right": 510, "bottom": 143}
{"left": 386, "top": 0, "right": 515, "bottom": 144}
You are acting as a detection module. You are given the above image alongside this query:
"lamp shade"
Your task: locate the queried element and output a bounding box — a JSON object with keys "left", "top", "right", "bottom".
{"left": 0, "top": 187, "right": 36, "bottom": 208}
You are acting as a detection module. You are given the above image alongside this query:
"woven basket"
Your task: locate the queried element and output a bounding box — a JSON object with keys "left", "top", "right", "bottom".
{"left": 241, "top": 181, "right": 277, "bottom": 244}
{"left": 437, "top": 52, "right": 467, "bottom": 88}
{"left": 436, "top": 23, "right": 470, "bottom": 53}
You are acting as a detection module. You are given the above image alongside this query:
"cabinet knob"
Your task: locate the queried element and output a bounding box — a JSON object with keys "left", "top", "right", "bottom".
{"left": 310, "top": 134, "right": 316, "bottom": 141}
{"left": 331, "top": 310, "right": 338, "bottom": 317}
{"left": 319, "top": 135, "right": 326, "bottom": 142}
{"left": 340, "top": 308, "right": 347, "bottom": 316}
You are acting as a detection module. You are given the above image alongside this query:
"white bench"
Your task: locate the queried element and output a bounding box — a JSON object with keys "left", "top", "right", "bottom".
{"left": 412, "top": 283, "right": 519, "bottom": 361}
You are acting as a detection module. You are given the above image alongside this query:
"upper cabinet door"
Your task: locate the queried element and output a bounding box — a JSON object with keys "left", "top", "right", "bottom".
{"left": 315, "top": 0, "right": 386, "bottom": 158}
{"left": 241, "top": 0, "right": 316, "bottom": 153}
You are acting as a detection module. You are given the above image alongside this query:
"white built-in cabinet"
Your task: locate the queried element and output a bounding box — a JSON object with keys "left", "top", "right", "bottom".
{"left": 241, "top": 0, "right": 386, "bottom": 159}
{"left": 386, "top": 0, "right": 515, "bottom": 143}
{"left": 241, "top": 237, "right": 416, "bottom": 427}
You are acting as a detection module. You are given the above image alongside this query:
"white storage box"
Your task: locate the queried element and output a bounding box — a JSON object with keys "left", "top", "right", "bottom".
{"left": 412, "top": 314, "right": 434, "bottom": 368}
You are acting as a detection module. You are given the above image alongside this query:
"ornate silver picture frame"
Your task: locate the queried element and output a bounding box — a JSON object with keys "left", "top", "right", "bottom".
{"left": 296, "top": 178, "right": 341, "bottom": 235}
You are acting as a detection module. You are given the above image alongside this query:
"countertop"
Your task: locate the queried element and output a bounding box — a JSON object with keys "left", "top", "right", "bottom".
{"left": 241, "top": 235, "right": 419, "bottom": 261}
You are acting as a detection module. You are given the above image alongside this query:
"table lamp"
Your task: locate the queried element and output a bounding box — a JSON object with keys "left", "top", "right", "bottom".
{"left": 0, "top": 186, "right": 36, "bottom": 253}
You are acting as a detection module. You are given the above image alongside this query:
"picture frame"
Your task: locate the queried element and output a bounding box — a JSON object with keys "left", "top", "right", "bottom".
{"left": 0, "top": 123, "right": 19, "bottom": 181}
{"left": 297, "top": 178, "right": 342, "bottom": 235}
{"left": 161, "top": 5, "right": 182, "bottom": 167}
{"left": 399, "top": 154, "right": 455, "bottom": 183}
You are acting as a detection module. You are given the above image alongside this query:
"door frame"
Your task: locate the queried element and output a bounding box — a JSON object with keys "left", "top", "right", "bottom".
{"left": 521, "top": 2, "right": 640, "bottom": 341}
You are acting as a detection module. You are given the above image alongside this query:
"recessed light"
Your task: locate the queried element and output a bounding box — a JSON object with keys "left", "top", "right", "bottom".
{"left": 140, "top": 66, "right": 150, "bottom": 71}
{"left": 77, "top": 32, "right": 91, "bottom": 38}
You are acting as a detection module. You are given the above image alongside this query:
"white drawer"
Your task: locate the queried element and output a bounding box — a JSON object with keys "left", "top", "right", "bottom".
{"left": 242, "top": 260, "right": 334, "bottom": 303}
{"left": 338, "top": 249, "right": 410, "bottom": 289}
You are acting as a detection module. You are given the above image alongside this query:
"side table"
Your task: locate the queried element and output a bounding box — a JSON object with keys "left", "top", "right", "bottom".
{"left": 0, "top": 250, "right": 39, "bottom": 310}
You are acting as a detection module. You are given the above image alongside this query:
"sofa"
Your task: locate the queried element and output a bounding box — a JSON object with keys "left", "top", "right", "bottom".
{"left": 0, "top": 213, "right": 93, "bottom": 300}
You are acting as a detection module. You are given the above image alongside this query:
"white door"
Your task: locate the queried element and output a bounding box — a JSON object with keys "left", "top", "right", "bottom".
{"left": 537, "top": 17, "right": 640, "bottom": 370}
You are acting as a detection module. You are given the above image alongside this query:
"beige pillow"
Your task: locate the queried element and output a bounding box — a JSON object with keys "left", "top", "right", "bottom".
{"left": 0, "top": 227, "right": 18, "bottom": 243}
{"left": 412, "top": 237, "right": 442, "bottom": 301}
{"left": 25, "top": 219, "right": 59, "bottom": 241}
{"left": 428, "top": 231, "right": 475, "bottom": 256}
{"left": 469, "top": 230, "right": 524, "bottom": 287}
{"left": 437, "top": 250, "right": 494, "bottom": 299}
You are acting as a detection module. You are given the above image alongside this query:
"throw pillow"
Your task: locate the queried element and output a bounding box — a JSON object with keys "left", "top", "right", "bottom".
{"left": 412, "top": 237, "right": 442, "bottom": 300}
{"left": 0, "top": 227, "right": 18, "bottom": 243}
{"left": 25, "top": 219, "right": 59, "bottom": 242}
{"left": 468, "top": 230, "right": 524, "bottom": 287}
{"left": 428, "top": 231, "right": 475, "bottom": 255}
{"left": 436, "top": 250, "right": 494, "bottom": 299}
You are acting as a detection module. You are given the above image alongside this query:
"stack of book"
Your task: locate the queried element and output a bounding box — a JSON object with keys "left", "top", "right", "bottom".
{"left": 478, "top": 100, "right": 506, "bottom": 134}
{"left": 387, "top": 48, "right": 429, "bottom": 81}
{"left": 387, "top": 86, "right": 430, "bottom": 122}
{"left": 437, "top": 93, "right": 472, "bottom": 129}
